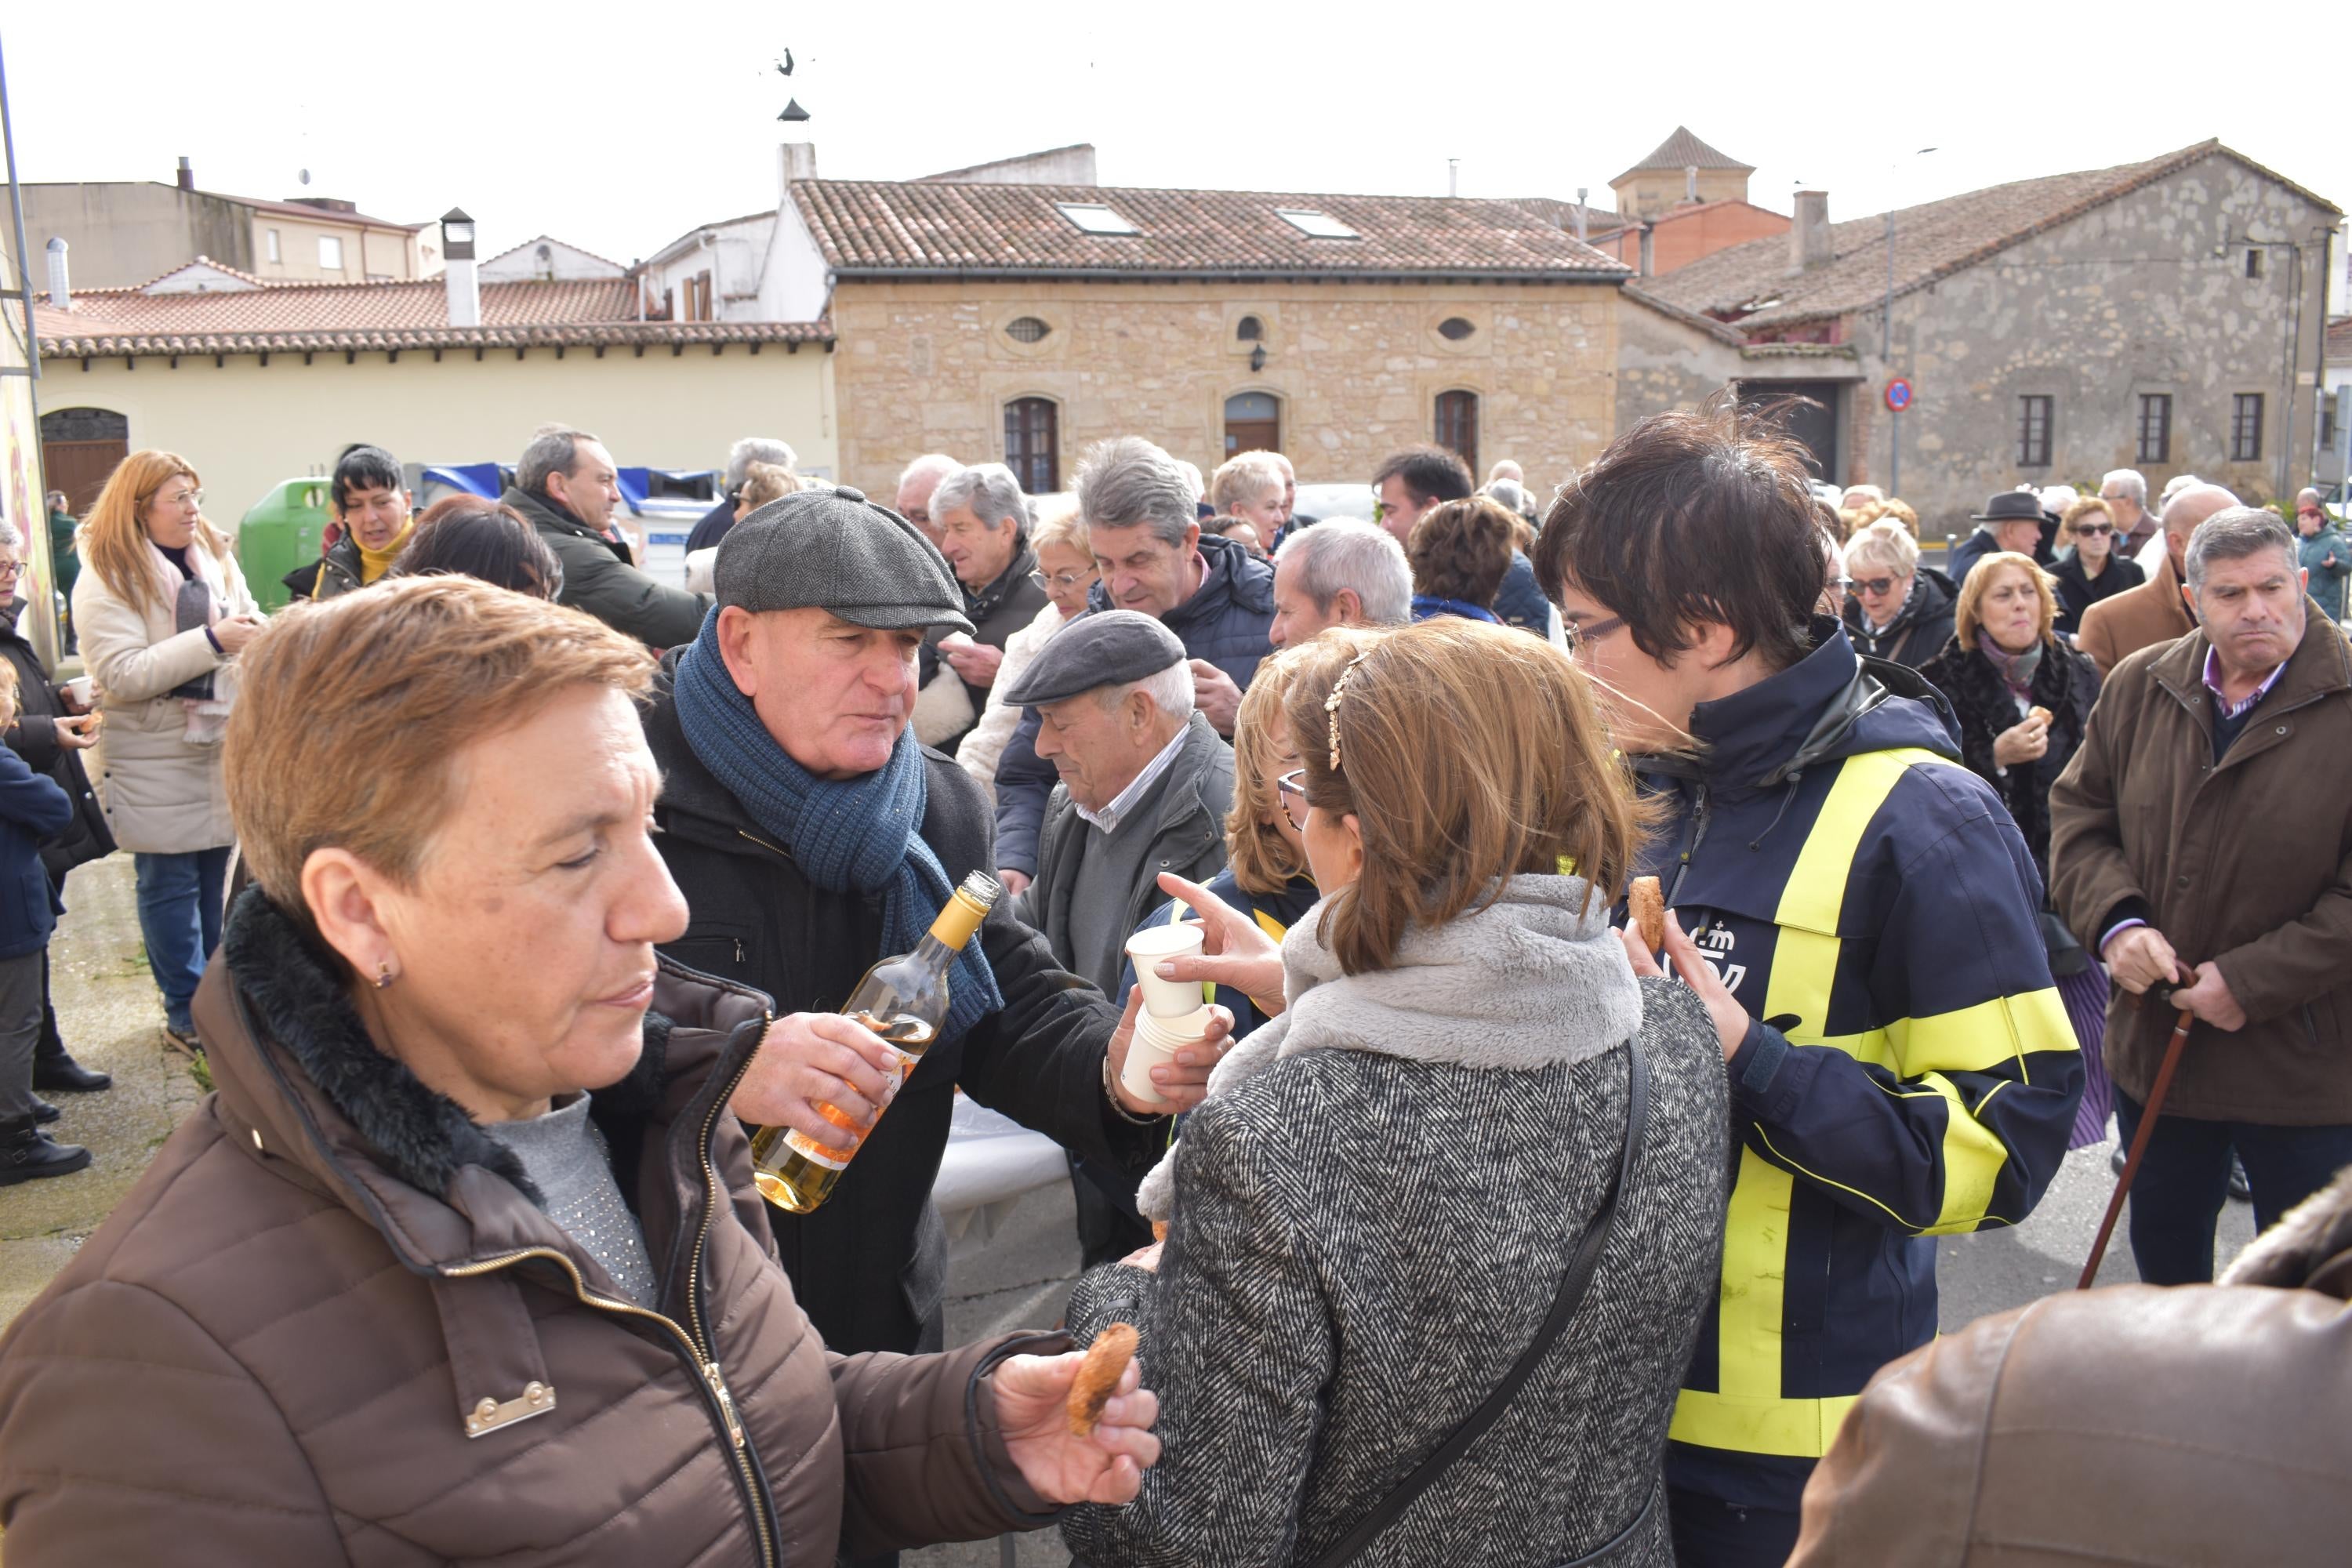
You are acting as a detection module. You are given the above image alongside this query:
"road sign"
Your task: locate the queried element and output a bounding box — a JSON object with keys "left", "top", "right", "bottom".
{"left": 1884, "top": 379, "right": 1914, "bottom": 413}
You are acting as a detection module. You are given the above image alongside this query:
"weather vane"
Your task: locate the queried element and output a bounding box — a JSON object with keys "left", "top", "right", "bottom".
{"left": 775, "top": 48, "right": 808, "bottom": 122}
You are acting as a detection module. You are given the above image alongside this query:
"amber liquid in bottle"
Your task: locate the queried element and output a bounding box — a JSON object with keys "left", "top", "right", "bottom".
{"left": 750, "top": 872, "right": 999, "bottom": 1213}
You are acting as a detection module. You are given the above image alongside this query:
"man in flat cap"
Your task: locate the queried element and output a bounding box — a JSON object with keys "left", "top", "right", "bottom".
{"left": 639, "top": 486, "right": 1233, "bottom": 1382}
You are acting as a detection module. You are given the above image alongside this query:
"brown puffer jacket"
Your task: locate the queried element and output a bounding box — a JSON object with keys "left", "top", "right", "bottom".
{"left": 1788, "top": 1169, "right": 2352, "bottom": 1564}
{"left": 0, "top": 891, "right": 1067, "bottom": 1565}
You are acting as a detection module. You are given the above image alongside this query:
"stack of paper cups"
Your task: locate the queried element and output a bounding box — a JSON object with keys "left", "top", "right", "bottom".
{"left": 1121, "top": 923, "right": 1214, "bottom": 1105}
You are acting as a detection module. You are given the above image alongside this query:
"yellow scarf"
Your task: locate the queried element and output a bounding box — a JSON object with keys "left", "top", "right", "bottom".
{"left": 357, "top": 518, "right": 415, "bottom": 584}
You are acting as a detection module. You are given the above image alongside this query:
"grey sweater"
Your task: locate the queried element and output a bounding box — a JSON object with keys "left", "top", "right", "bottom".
{"left": 481, "top": 1094, "right": 657, "bottom": 1304}
{"left": 1064, "top": 879, "right": 1730, "bottom": 1567}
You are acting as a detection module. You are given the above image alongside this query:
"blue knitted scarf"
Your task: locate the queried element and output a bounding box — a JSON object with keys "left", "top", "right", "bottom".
{"left": 672, "top": 610, "right": 1002, "bottom": 1047}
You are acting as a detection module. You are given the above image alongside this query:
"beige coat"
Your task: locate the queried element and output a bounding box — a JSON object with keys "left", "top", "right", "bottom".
{"left": 956, "top": 597, "right": 1073, "bottom": 804}
{"left": 71, "top": 541, "right": 259, "bottom": 854}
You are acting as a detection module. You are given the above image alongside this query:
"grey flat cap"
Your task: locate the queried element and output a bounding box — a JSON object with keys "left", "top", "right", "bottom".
{"left": 713, "top": 485, "right": 975, "bottom": 633}
{"left": 1003, "top": 610, "right": 1186, "bottom": 707}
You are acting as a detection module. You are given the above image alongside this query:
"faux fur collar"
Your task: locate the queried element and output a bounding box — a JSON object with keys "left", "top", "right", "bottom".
{"left": 218, "top": 888, "right": 672, "bottom": 1206}
{"left": 2222, "top": 1165, "right": 2352, "bottom": 1298}
{"left": 1137, "top": 873, "right": 1641, "bottom": 1221}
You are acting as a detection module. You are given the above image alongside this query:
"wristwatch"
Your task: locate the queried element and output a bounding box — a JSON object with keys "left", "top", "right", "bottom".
{"left": 1103, "top": 1052, "right": 1162, "bottom": 1123}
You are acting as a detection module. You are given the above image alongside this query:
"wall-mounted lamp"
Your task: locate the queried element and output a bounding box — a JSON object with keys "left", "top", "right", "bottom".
{"left": 1249, "top": 343, "right": 1266, "bottom": 372}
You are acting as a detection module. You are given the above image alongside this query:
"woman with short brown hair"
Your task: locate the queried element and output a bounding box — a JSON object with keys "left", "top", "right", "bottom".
{"left": 0, "top": 576, "right": 1160, "bottom": 1564}
{"left": 2049, "top": 493, "right": 2144, "bottom": 638}
{"left": 1062, "top": 618, "right": 1729, "bottom": 1568}
{"left": 1406, "top": 495, "right": 1518, "bottom": 622}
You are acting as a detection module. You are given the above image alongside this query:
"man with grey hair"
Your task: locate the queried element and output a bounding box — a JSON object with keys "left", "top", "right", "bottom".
{"left": 895, "top": 453, "right": 962, "bottom": 550}
{"left": 500, "top": 426, "right": 710, "bottom": 648}
{"left": 1269, "top": 517, "right": 1411, "bottom": 648}
{"left": 2099, "top": 468, "right": 2157, "bottom": 557}
{"left": 2053, "top": 506, "right": 2352, "bottom": 1285}
{"left": 2077, "top": 483, "right": 2238, "bottom": 678}
{"left": 928, "top": 463, "right": 1049, "bottom": 695}
{"left": 685, "top": 436, "right": 799, "bottom": 554}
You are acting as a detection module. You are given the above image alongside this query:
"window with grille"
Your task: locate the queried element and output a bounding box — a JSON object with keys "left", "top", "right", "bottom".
{"left": 2016, "top": 396, "right": 2053, "bottom": 467}
{"left": 1006, "top": 316, "right": 1051, "bottom": 344}
{"left": 1235, "top": 315, "right": 1263, "bottom": 342}
{"left": 2232, "top": 394, "right": 2264, "bottom": 461}
{"left": 1436, "top": 390, "right": 1480, "bottom": 475}
{"left": 1004, "top": 397, "right": 1060, "bottom": 494}
{"left": 2136, "top": 394, "right": 2172, "bottom": 464}
{"left": 2245, "top": 249, "right": 2263, "bottom": 280}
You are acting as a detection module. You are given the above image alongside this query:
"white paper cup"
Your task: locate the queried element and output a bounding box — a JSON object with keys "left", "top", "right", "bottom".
{"left": 1120, "top": 1004, "right": 1213, "bottom": 1106}
{"left": 1127, "top": 922, "right": 1207, "bottom": 1018}
{"left": 64, "top": 676, "right": 93, "bottom": 708}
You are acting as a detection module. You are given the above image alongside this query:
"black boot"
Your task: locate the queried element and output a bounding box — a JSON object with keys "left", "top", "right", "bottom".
{"left": 0, "top": 1117, "right": 90, "bottom": 1184}
{"left": 34, "top": 988, "right": 111, "bottom": 1092}
{"left": 31, "top": 1094, "right": 56, "bottom": 1124}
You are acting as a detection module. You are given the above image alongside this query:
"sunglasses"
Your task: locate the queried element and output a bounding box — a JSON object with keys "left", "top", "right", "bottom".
{"left": 2073, "top": 524, "right": 2114, "bottom": 538}
{"left": 1276, "top": 768, "right": 1312, "bottom": 830}
{"left": 1850, "top": 575, "right": 1903, "bottom": 597}
{"left": 1561, "top": 614, "right": 1625, "bottom": 657}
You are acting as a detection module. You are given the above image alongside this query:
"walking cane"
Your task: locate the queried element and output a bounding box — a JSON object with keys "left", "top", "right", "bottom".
{"left": 2077, "top": 991, "right": 2196, "bottom": 1290}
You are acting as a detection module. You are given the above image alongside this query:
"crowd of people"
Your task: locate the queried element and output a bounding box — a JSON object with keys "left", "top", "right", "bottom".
{"left": 0, "top": 397, "right": 2348, "bottom": 1566}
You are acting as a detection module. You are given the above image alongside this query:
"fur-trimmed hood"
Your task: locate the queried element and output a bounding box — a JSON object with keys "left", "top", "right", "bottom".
{"left": 2223, "top": 1164, "right": 2352, "bottom": 1297}
{"left": 1137, "top": 873, "right": 1641, "bottom": 1221}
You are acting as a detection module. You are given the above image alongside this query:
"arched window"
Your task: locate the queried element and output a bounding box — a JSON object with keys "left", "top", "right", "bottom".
{"left": 1005, "top": 316, "right": 1051, "bottom": 344}
{"left": 1435, "top": 390, "right": 1479, "bottom": 476}
{"left": 1236, "top": 315, "right": 1264, "bottom": 342}
{"left": 1437, "top": 316, "right": 1475, "bottom": 341}
{"left": 1004, "top": 397, "right": 1060, "bottom": 493}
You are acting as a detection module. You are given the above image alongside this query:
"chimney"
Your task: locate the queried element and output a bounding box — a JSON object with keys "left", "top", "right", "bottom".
{"left": 439, "top": 208, "right": 480, "bottom": 328}
{"left": 779, "top": 142, "right": 818, "bottom": 202}
{"left": 44, "top": 238, "right": 68, "bottom": 310}
{"left": 1685, "top": 164, "right": 1699, "bottom": 205}
{"left": 1638, "top": 224, "right": 1655, "bottom": 278}
{"left": 1573, "top": 187, "right": 1588, "bottom": 243}
{"left": 1790, "top": 190, "right": 1831, "bottom": 272}
{"left": 176, "top": 156, "right": 194, "bottom": 191}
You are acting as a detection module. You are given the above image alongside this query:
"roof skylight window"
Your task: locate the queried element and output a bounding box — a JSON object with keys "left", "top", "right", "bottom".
{"left": 1056, "top": 202, "right": 1140, "bottom": 235}
{"left": 1275, "top": 209, "right": 1359, "bottom": 240}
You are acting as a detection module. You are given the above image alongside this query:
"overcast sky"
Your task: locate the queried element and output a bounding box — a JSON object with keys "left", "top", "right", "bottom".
{"left": 8, "top": 1, "right": 2344, "bottom": 293}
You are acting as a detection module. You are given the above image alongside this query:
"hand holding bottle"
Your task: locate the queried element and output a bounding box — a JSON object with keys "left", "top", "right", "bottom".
{"left": 732, "top": 1013, "right": 909, "bottom": 1145}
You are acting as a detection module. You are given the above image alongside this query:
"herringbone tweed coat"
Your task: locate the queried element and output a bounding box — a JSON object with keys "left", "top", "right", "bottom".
{"left": 1062, "top": 881, "right": 1730, "bottom": 1568}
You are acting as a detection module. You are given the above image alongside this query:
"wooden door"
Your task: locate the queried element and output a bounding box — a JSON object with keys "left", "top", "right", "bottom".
{"left": 1224, "top": 391, "right": 1280, "bottom": 458}
{"left": 39, "top": 408, "right": 131, "bottom": 514}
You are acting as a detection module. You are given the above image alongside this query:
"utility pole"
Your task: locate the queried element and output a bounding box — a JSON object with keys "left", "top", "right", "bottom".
{"left": 1882, "top": 148, "right": 1937, "bottom": 495}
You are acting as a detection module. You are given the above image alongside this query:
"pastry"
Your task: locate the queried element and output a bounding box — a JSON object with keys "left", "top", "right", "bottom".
{"left": 2028, "top": 705, "right": 2052, "bottom": 728}
{"left": 1629, "top": 875, "right": 1666, "bottom": 953}
{"left": 1067, "top": 1323, "right": 1140, "bottom": 1437}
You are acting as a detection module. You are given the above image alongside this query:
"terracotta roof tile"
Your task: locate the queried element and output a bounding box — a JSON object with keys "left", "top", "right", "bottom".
{"left": 1613, "top": 127, "right": 1754, "bottom": 183}
{"left": 789, "top": 180, "right": 1629, "bottom": 278}
{"left": 1508, "top": 197, "right": 1633, "bottom": 237}
{"left": 37, "top": 276, "right": 829, "bottom": 358}
{"left": 1644, "top": 140, "right": 2343, "bottom": 333}
{"left": 2328, "top": 316, "right": 2352, "bottom": 365}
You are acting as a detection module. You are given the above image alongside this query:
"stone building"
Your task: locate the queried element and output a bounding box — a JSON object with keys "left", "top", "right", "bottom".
{"left": 780, "top": 177, "right": 1629, "bottom": 495}
{"left": 1627, "top": 140, "right": 2343, "bottom": 530}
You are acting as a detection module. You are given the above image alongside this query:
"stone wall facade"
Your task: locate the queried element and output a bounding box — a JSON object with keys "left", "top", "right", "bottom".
{"left": 827, "top": 278, "right": 1619, "bottom": 497}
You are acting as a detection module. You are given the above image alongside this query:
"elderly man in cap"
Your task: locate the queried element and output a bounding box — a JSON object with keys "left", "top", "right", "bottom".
{"left": 1004, "top": 610, "right": 1236, "bottom": 1266}
{"left": 1949, "top": 489, "right": 2049, "bottom": 584}
{"left": 641, "top": 487, "right": 1234, "bottom": 1375}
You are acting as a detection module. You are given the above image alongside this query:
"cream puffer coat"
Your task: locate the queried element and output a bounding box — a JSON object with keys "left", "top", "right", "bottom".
{"left": 70, "top": 540, "right": 260, "bottom": 854}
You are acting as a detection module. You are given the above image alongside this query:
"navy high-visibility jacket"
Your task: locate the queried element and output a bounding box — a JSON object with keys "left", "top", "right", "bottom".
{"left": 1635, "top": 626, "right": 2083, "bottom": 1512}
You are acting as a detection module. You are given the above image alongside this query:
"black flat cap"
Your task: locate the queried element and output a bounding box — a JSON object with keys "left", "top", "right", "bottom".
{"left": 713, "top": 485, "right": 975, "bottom": 633}
{"left": 1003, "top": 611, "right": 1187, "bottom": 707}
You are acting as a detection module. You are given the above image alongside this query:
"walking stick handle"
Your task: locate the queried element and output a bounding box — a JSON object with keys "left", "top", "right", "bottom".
{"left": 2078, "top": 1004, "right": 2196, "bottom": 1290}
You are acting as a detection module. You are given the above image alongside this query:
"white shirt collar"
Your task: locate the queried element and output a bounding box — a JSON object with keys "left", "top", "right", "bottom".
{"left": 1075, "top": 720, "right": 1192, "bottom": 833}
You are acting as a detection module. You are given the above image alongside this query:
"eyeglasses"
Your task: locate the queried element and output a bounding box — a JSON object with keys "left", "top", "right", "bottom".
{"left": 164, "top": 488, "right": 204, "bottom": 508}
{"left": 1561, "top": 614, "right": 1625, "bottom": 657}
{"left": 2073, "top": 524, "right": 2114, "bottom": 538}
{"left": 1029, "top": 568, "right": 1095, "bottom": 592}
{"left": 0, "top": 561, "right": 23, "bottom": 579}
{"left": 1276, "top": 768, "right": 1311, "bottom": 830}
{"left": 1850, "top": 575, "right": 1903, "bottom": 597}
{"left": 2297, "top": 509, "right": 2325, "bottom": 521}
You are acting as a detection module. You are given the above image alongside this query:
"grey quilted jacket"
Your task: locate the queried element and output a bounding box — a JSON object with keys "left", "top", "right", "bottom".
{"left": 1062, "top": 880, "right": 1730, "bottom": 1568}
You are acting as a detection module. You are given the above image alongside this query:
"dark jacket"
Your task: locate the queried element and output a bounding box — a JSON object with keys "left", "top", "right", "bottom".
{"left": 921, "top": 547, "right": 1051, "bottom": 720}
{"left": 685, "top": 491, "right": 739, "bottom": 555}
{"left": 1635, "top": 624, "right": 2080, "bottom": 1512}
{"left": 1918, "top": 633, "right": 2101, "bottom": 888}
{"left": 503, "top": 486, "right": 710, "bottom": 650}
{"left": 993, "top": 535, "right": 1274, "bottom": 877}
{"left": 0, "top": 890, "right": 1066, "bottom": 1564}
{"left": 304, "top": 532, "right": 367, "bottom": 601}
{"left": 2049, "top": 615, "right": 2352, "bottom": 1125}
{"left": 0, "top": 597, "right": 112, "bottom": 881}
{"left": 1790, "top": 1165, "right": 2352, "bottom": 1566}
{"left": 0, "top": 745, "right": 69, "bottom": 960}
{"left": 1120, "top": 868, "right": 1320, "bottom": 1040}
{"left": 1063, "top": 978, "right": 1730, "bottom": 1568}
{"left": 2048, "top": 549, "right": 2144, "bottom": 639}
{"left": 1018, "top": 714, "right": 1236, "bottom": 998}
{"left": 641, "top": 662, "right": 1171, "bottom": 1355}
{"left": 1842, "top": 565, "right": 1957, "bottom": 669}
{"left": 1494, "top": 548, "right": 1552, "bottom": 636}
{"left": 2299, "top": 525, "right": 2350, "bottom": 622}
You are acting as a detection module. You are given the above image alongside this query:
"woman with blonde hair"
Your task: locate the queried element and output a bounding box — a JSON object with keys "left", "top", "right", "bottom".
{"left": 1840, "top": 517, "right": 1955, "bottom": 669}
{"left": 72, "top": 451, "right": 264, "bottom": 1054}
{"left": 1062, "top": 618, "right": 1728, "bottom": 1568}
{"left": 1920, "top": 553, "right": 2111, "bottom": 1148}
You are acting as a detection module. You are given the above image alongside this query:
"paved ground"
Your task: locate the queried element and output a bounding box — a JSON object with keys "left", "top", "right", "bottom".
{"left": 0, "top": 865, "right": 2259, "bottom": 1566}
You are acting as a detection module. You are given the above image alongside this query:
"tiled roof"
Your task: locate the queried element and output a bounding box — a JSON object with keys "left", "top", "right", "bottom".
{"left": 226, "top": 193, "right": 425, "bottom": 230}
{"left": 789, "top": 180, "right": 1630, "bottom": 278}
{"left": 37, "top": 276, "right": 830, "bottom": 358}
{"left": 2328, "top": 316, "right": 2352, "bottom": 365}
{"left": 1645, "top": 140, "right": 2342, "bottom": 333}
{"left": 1614, "top": 127, "right": 1753, "bottom": 183}
{"left": 1509, "top": 196, "right": 1633, "bottom": 237}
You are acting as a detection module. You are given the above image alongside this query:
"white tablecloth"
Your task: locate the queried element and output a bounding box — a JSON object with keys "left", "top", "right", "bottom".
{"left": 932, "top": 1094, "right": 1070, "bottom": 1253}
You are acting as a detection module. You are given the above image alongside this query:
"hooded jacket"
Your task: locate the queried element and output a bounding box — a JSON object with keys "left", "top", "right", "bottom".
{"left": 0, "top": 891, "right": 1066, "bottom": 1565}
{"left": 992, "top": 534, "right": 1275, "bottom": 877}
{"left": 1841, "top": 565, "right": 1957, "bottom": 670}
{"left": 1634, "top": 624, "right": 2082, "bottom": 1512}
{"left": 0, "top": 596, "right": 113, "bottom": 880}
{"left": 503, "top": 486, "right": 710, "bottom": 650}
{"left": 1789, "top": 1166, "right": 2352, "bottom": 1566}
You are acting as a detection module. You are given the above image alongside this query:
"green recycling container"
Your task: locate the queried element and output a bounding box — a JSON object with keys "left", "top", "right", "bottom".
{"left": 238, "top": 478, "right": 334, "bottom": 612}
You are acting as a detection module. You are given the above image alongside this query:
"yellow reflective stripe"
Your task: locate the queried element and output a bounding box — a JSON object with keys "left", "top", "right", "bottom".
{"left": 1926, "top": 1076, "right": 2010, "bottom": 1233}
{"left": 1889, "top": 987, "right": 2075, "bottom": 1078}
{"left": 1670, "top": 1389, "right": 1861, "bottom": 1458}
{"left": 1773, "top": 748, "right": 1945, "bottom": 935}
{"left": 1762, "top": 928, "right": 1842, "bottom": 1044}
{"left": 1718, "top": 1148, "right": 1793, "bottom": 1398}
{"left": 1251, "top": 909, "right": 1288, "bottom": 943}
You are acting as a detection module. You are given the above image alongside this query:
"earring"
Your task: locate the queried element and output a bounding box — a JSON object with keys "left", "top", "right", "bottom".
{"left": 374, "top": 961, "right": 396, "bottom": 990}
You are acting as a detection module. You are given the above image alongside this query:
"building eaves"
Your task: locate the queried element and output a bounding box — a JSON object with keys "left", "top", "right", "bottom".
{"left": 481, "top": 234, "right": 631, "bottom": 274}
{"left": 39, "top": 318, "right": 833, "bottom": 359}
{"left": 1621, "top": 283, "right": 1746, "bottom": 347}
{"left": 216, "top": 191, "right": 427, "bottom": 231}
{"left": 642, "top": 210, "right": 779, "bottom": 268}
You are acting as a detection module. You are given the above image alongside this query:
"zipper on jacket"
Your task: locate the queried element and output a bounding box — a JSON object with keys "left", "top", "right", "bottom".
{"left": 1664, "top": 782, "right": 1711, "bottom": 910}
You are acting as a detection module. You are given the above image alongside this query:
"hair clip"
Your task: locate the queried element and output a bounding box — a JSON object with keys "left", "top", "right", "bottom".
{"left": 1324, "top": 650, "right": 1376, "bottom": 771}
